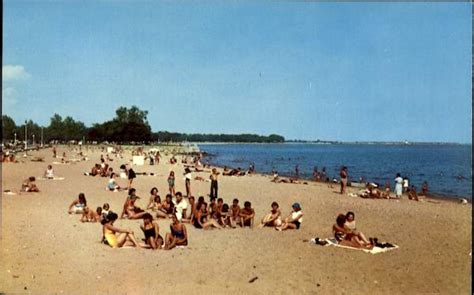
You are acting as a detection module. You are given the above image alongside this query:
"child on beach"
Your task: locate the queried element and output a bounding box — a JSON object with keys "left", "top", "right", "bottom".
{"left": 164, "top": 214, "right": 188, "bottom": 250}
{"left": 239, "top": 201, "right": 255, "bottom": 227}
{"left": 68, "top": 193, "right": 87, "bottom": 214}
{"left": 408, "top": 185, "right": 419, "bottom": 201}
{"left": 81, "top": 207, "right": 102, "bottom": 223}
{"left": 276, "top": 203, "right": 303, "bottom": 231}
{"left": 140, "top": 213, "right": 164, "bottom": 250}
{"left": 44, "top": 165, "right": 54, "bottom": 179}
{"left": 101, "top": 212, "right": 146, "bottom": 249}
{"left": 168, "top": 171, "right": 176, "bottom": 196}
{"left": 107, "top": 173, "right": 121, "bottom": 192}
{"left": 102, "top": 203, "right": 110, "bottom": 219}
{"left": 259, "top": 202, "right": 282, "bottom": 228}
{"left": 21, "top": 176, "right": 39, "bottom": 192}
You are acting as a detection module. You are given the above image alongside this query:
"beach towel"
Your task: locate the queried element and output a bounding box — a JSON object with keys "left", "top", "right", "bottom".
{"left": 322, "top": 238, "right": 399, "bottom": 254}
{"left": 37, "top": 177, "right": 65, "bottom": 181}
{"left": 3, "top": 191, "right": 17, "bottom": 195}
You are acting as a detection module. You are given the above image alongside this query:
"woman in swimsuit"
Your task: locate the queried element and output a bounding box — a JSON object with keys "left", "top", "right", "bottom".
{"left": 147, "top": 187, "right": 162, "bottom": 211}
{"left": 276, "top": 203, "right": 302, "bottom": 231}
{"left": 333, "top": 214, "right": 373, "bottom": 249}
{"left": 68, "top": 193, "right": 87, "bottom": 214}
{"left": 101, "top": 212, "right": 146, "bottom": 249}
{"left": 164, "top": 214, "right": 188, "bottom": 250}
{"left": 140, "top": 213, "right": 164, "bottom": 250}
{"left": 167, "top": 171, "right": 176, "bottom": 196}
{"left": 194, "top": 202, "right": 222, "bottom": 229}
{"left": 259, "top": 202, "right": 282, "bottom": 228}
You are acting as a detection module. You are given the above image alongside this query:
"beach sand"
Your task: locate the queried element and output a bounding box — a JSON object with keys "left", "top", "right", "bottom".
{"left": 1, "top": 146, "right": 471, "bottom": 294}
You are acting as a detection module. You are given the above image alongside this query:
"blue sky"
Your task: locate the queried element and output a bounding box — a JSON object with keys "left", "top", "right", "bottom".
{"left": 3, "top": 1, "right": 471, "bottom": 143}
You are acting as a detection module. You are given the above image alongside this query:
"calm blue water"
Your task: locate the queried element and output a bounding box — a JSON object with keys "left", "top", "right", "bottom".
{"left": 199, "top": 144, "right": 472, "bottom": 199}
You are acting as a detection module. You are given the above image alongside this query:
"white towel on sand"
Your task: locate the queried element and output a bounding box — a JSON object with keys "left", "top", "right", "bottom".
{"left": 324, "top": 238, "right": 399, "bottom": 254}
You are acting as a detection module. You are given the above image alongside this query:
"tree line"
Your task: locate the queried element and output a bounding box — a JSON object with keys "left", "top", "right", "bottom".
{"left": 2, "top": 106, "right": 285, "bottom": 144}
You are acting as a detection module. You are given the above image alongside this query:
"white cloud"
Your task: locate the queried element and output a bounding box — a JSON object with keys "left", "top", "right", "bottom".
{"left": 2, "top": 87, "right": 18, "bottom": 109}
{"left": 2, "top": 65, "right": 31, "bottom": 81}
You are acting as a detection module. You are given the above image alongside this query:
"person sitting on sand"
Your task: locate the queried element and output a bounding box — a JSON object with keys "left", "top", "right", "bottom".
{"left": 407, "top": 185, "right": 419, "bottom": 201}
{"left": 102, "top": 203, "right": 111, "bottom": 219}
{"left": 182, "top": 196, "right": 196, "bottom": 224}
{"left": 120, "top": 189, "right": 146, "bottom": 219}
{"left": 107, "top": 173, "right": 121, "bottom": 192}
{"left": 140, "top": 213, "right": 164, "bottom": 250}
{"left": 259, "top": 202, "right": 282, "bottom": 228}
{"left": 208, "top": 197, "right": 218, "bottom": 219}
{"left": 68, "top": 193, "right": 87, "bottom": 214}
{"left": 81, "top": 207, "right": 102, "bottom": 223}
{"left": 333, "top": 214, "right": 373, "bottom": 249}
{"left": 173, "top": 192, "right": 188, "bottom": 221}
{"left": 44, "top": 165, "right": 54, "bottom": 179}
{"left": 344, "top": 212, "right": 371, "bottom": 246}
{"left": 276, "top": 203, "right": 303, "bottom": 231}
{"left": 147, "top": 187, "right": 162, "bottom": 210}
{"left": 271, "top": 171, "right": 279, "bottom": 182}
{"left": 230, "top": 198, "right": 241, "bottom": 225}
{"left": 194, "top": 202, "right": 222, "bottom": 229}
{"left": 218, "top": 203, "right": 234, "bottom": 228}
{"left": 159, "top": 194, "right": 175, "bottom": 218}
{"left": 164, "top": 213, "right": 188, "bottom": 250}
{"left": 239, "top": 201, "right": 255, "bottom": 227}
{"left": 21, "top": 176, "right": 40, "bottom": 192}
{"left": 101, "top": 212, "right": 146, "bottom": 249}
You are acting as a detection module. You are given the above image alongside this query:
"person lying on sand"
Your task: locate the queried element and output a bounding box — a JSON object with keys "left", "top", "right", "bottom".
{"left": 333, "top": 214, "right": 373, "bottom": 249}
{"left": 275, "top": 177, "right": 300, "bottom": 184}
{"left": 84, "top": 164, "right": 100, "bottom": 176}
{"left": 239, "top": 201, "right": 255, "bottom": 228}
{"left": 68, "top": 193, "right": 87, "bottom": 214}
{"left": 164, "top": 214, "right": 188, "bottom": 250}
{"left": 194, "top": 202, "right": 222, "bottom": 229}
{"left": 21, "top": 176, "right": 40, "bottom": 192}
{"left": 140, "top": 213, "right": 164, "bottom": 250}
{"left": 101, "top": 212, "right": 146, "bottom": 249}
{"left": 259, "top": 202, "right": 282, "bottom": 228}
{"left": 276, "top": 203, "right": 303, "bottom": 231}
{"left": 81, "top": 207, "right": 102, "bottom": 223}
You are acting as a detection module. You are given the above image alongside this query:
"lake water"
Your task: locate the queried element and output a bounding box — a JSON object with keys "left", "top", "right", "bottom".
{"left": 199, "top": 143, "right": 472, "bottom": 200}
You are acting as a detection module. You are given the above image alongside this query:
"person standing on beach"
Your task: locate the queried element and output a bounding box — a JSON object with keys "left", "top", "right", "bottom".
{"left": 209, "top": 168, "right": 219, "bottom": 199}
{"left": 394, "top": 173, "right": 403, "bottom": 198}
{"left": 340, "top": 166, "right": 348, "bottom": 194}
{"left": 184, "top": 168, "right": 192, "bottom": 197}
{"left": 295, "top": 165, "right": 300, "bottom": 180}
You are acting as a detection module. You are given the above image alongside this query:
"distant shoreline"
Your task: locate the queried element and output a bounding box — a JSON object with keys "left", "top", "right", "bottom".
{"left": 195, "top": 141, "right": 470, "bottom": 146}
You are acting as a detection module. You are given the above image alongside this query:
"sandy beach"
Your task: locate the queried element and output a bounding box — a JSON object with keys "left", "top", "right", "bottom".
{"left": 1, "top": 146, "right": 471, "bottom": 294}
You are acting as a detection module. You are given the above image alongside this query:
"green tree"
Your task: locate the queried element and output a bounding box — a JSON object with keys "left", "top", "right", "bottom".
{"left": 2, "top": 115, "right": 17, "bottom": 142}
